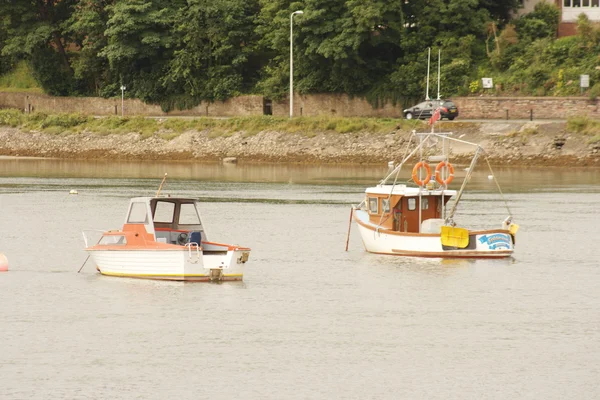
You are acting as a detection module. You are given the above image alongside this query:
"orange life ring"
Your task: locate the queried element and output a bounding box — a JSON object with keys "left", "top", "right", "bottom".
{"left": 435, "top": 161, "right": 455, "bottom": 185}
{"left": 412, "top": 161, "right": 432, "bottom": 186}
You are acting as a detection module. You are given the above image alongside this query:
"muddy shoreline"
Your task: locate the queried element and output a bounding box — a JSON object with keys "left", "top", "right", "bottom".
{"left": 1, "top": 121, "right": 599, "bottom": 167}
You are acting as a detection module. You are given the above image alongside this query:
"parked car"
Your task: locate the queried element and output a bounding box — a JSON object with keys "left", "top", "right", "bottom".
{"left": 403, "top": 100, "right": 459, "bottom": 120}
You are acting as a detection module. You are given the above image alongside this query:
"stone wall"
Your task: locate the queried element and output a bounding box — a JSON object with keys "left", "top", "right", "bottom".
{"left": 0, "top": 91, "right": 264, "bottom": 117}
{"left": 452, "top": 96, "right": 600, "bottom": 119}
{"left": 272, "top": 93, "right": 403, "bottom": 118}
{"left": 1, "top": 91, "right": 599, "bottom": 119}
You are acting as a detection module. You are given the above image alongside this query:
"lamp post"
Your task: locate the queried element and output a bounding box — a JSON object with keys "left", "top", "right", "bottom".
{"left": 290, "top": 10, "right": 303, "bottom": 118}
{"left": 120, "top": 85, "right": 126, "bottom": 117}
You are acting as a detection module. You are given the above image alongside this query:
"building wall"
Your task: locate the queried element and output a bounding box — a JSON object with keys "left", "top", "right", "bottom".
{"left": 1, "top": 91, "right": 599, "bottom": 120}
{"left": 557, "top": 0, "right": 600, "bottom": 36}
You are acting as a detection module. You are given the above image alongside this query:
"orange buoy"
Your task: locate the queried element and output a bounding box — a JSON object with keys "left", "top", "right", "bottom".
{"left": 434, "top": 161, "right": 455, "bottom": 186}
{"left": 412, "top": 161, "right": 432, "bottom": 186}
{"left": 0, "top": 253, "right": 8, "bottom": 272}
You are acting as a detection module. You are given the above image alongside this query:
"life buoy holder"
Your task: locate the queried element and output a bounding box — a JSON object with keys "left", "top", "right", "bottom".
{"left": 435, "top": 161, "right": 455, "bottom": 186}
{"left": 412, "top": 161, "right": 432, "bottom": 186}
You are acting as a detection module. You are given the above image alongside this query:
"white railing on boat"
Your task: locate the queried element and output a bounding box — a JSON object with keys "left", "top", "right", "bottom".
{"left": 82, "top": 229, "right": 106, "bottom": 248}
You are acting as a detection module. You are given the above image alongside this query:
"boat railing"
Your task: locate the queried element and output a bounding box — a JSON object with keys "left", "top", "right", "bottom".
{"left": 82, "top": 229, "right": 106, "bottom": 248}
{"left": 185, "top": 242, "right": 200, "bottom": 264}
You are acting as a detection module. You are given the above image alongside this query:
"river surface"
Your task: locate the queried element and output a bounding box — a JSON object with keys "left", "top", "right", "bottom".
{"left": 0, "top": 159, "right": 599, "bottom": 400}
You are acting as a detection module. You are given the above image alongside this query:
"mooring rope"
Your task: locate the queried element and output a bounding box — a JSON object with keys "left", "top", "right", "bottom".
{"left": 484, "top": 153, "right": 512, "bottom": 217}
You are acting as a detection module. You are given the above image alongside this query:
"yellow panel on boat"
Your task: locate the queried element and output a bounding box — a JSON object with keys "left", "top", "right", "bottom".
{"left": 509, "top": 223, "right": 519, "bottom": 235}
{"left": 440, "top": 226, "right": 469, "bottom": 248}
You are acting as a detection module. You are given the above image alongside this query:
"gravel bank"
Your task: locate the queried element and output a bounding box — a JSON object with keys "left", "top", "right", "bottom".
{"left": 1, "top": 121, "right": 598, "bottom": 166}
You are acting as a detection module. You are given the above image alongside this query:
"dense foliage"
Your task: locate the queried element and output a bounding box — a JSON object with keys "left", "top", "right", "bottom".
{"left": 1, "top": 0, "right": 599, "bottom": 108}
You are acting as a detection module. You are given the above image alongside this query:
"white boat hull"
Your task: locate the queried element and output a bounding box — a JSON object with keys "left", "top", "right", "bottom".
{"left": 354, "top": 210, "right": 514, "bottom": 258}
{"left": 87, "top": 248, "right": 247, "bottom": 281}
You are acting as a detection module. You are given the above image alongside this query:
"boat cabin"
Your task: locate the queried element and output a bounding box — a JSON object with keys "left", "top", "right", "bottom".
{"left": 124, "top": 197, "right": 207, "bottom": 245}
{"left": 365, "top": 185, "right": 456, "bottom": 233}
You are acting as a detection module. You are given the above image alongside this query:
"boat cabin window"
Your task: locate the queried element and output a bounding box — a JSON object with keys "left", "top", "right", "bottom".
{"left": 421, "top": 198, "right": 429, "bottom": 210}
{"left": 179, "top": 203, "right": 201, "bottom": 225}
{"left": 127, "top": 202, "right": 148, "bottom": 223}
{"left": 382, "top": 198, "right": 391, "bottom": 213}
{"left": 407, "top": 198, "right": 416, "bottom": 211}
{"left": 368, "top": 197, "right": 379, "bottom": 214}
{"left": 99, "top": 235, "right": 127, "bottom": 245}
{"left": 153, "top": 201, "right": 175, "bottom": 223}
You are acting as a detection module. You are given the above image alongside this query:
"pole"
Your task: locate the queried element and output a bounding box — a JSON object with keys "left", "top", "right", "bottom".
{"left": 290, "top": 11, "right": 303, "bottom": 118}
{"left": 426, "top": 48, "right": 431, "bottom": 101}
{"left": 120, "top": 85, "right": 126, "bottom": 117}
{"left": 345, "top": 208, "right": 354, "bottom": 251}
{"left": 437, "top": 48, "right": 441, "bottom": 100}
{"left": 290, "top": 12, "right": 294, "bottom": 118}
{"left": 156, "top": 173, "right": 168, "bottom": 197}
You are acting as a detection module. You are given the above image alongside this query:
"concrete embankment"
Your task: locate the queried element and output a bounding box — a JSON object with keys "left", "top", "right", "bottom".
{"left": 0, "top": 120, "right": 598, "bottom": 166}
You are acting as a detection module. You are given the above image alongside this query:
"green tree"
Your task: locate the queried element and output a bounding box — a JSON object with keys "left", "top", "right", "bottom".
{"left": 162, "top": 0, "right": 261, "bottom": 107}
{"left": 391, "top": 0, "right": 489, "bottom": 99}
{"left": 514, "top": 1, "right": 559, "bottom": 41}
{"left": 256, "top": 0, "right": 404, "bottom": 98}
{"left": 100, "top": 0, "right": 184, "bottom": 101}
{"left": 64, "top": 0, "right": 115, "bottom": 95}
{"left": 479, "top": 0, "right": 521, "bottom": 24}
{"left": 0, "top": 0, "right": 78, "bottom": 94}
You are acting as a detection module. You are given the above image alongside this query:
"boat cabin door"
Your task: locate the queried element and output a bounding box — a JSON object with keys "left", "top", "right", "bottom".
{"left": 125, "top": 199, "right": 156, "bottom": 239}
{"left": 400, "top": 196, "right": 438, "bottom": 233}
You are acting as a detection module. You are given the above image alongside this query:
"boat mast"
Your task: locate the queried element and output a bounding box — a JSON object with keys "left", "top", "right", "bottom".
{"left": 425, "top": 48, "right": 431, "bottom": 101}
{"left": 445, "top": 146, "right": 482, "bottom": 224}
{"left": 437, "top": 48, "right": 441, "bottom": 101}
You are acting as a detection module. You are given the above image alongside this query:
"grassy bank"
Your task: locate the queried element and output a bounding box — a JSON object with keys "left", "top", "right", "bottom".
{"left": 0, "top": 108, "right": 419, "bottom": 138}
{"left": 0, "top": 62, "right": 43, "bottom": 93}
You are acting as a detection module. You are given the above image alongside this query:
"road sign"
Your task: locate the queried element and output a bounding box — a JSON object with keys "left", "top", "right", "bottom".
{"left": 580, "top": 75, "right": 590, "bottom": 88}
{"left": 482, "top": 78, "right": 493, "bottom": 89}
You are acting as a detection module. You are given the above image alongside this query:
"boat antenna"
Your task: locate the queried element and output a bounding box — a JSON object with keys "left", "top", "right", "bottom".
{"left": 156, "top": 173, "right": 168, "bottom": 197}
{"left": 437, "top": 48, "right": 441, "bottom": 100}
{"left": 425, "top": 48, "right": 431, "bottom": 101}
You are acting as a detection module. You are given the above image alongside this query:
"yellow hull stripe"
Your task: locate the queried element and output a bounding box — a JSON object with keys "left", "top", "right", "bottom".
{"left": 99, "top": 271, "right": 243, "bottom": 278}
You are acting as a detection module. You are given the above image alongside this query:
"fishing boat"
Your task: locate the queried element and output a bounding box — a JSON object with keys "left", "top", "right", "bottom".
{"left": 349, "top": 129, "right": 518, "bottom": 258}
{"left": 83, "top": 196, "right": 250, "bottom": 281}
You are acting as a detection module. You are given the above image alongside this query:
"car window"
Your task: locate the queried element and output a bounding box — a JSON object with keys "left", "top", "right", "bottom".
{"left": 443, "top": 101, "right": 456, "bottom": 107}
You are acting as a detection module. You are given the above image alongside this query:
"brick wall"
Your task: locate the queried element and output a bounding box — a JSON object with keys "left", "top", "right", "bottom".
{"left": 453, "top": 96, "right": 600, "bottom": 119}
{"left": 1, "top": 91, "right": 599, "bottom": 119}
{"left": 558, "top": 22, "right": 578, "bottom": 37}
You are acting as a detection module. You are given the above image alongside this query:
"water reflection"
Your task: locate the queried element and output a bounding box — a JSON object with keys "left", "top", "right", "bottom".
{"left": 0, "top": 157, "right": 599, "bottom": 190}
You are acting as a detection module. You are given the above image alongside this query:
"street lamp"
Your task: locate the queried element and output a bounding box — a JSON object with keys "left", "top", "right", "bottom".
{"left": 290, "top": 10, "right": 303, "bottom": 118}
{"left": 120, "top": 85, "right": 126, "bottom": 117}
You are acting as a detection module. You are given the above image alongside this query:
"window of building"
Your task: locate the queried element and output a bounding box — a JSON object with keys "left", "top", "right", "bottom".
{"left": 408, "top": 198, "right": 416, "bottom": 211}
{"left": 564, "top": 0, "right": 571, "bottom": 6}
{"left": 127, "top": 202, "right": 148, "bottom": 224}
{"left": 179, "top": 203, "right": 201, "bottom": 225}
{"left": 368, "top": 197, "right": 379, "bottom": 214}
{"left": 154, "top": 201, "right": 175, "bottom": 223}
{"left": 583, "top": 0, "right": 589, "bottom": 7}
{"left": 421, "top": 197, "right": 429, "bottom": 210}
{"left": 593, "top": 0, "right": 599, "bottom": 6}
{"left": 382, "top": 198, "right": 391, "bottom": 213}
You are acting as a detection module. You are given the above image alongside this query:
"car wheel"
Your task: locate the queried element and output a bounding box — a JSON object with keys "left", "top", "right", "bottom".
{"left": 405, "top": 112, "right": 413, "bottom": 120}
{"left": 448, "top": 117, "right": 455, "bottom": 121}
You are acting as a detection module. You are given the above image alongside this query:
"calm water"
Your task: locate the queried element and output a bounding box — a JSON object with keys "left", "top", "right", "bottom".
{"left": 0, "top": 159, "right": 599, "bottom": 400}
